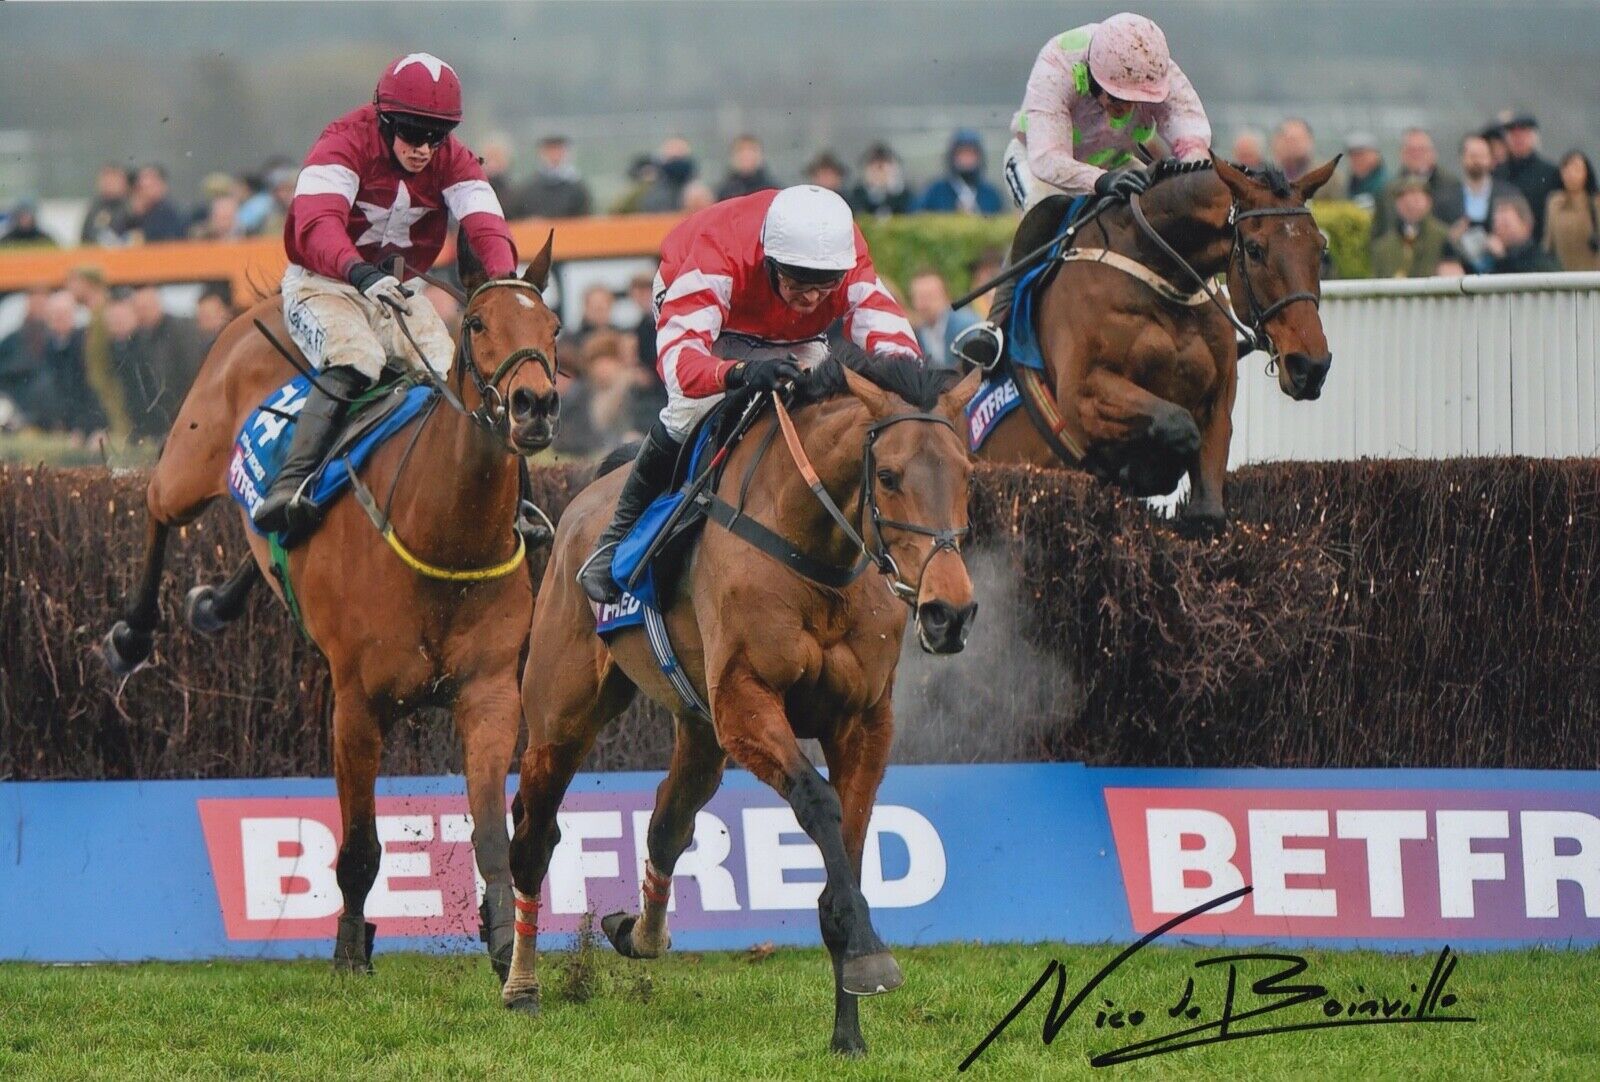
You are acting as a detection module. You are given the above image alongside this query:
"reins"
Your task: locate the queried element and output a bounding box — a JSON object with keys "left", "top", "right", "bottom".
{"left": 1126, "top": 191, "right": 1320, "bottom": 366}
{"left": 707, "top": 390, "right": 968, "bottom": 608}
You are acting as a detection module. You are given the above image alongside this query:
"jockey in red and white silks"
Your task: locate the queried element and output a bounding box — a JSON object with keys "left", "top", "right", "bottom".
{"left": 255, "top": 51, "right": 519, "bottom": 534}
{"left": 577, "top": 185, "right": 922, "bottom": 604}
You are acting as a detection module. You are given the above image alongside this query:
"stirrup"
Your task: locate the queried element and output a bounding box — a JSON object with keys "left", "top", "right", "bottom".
{"left": 952, "top": 322, "right": 1004, "bottom": 373}
{"left": 576, "top": 540, "right": 622, "bottom": 603}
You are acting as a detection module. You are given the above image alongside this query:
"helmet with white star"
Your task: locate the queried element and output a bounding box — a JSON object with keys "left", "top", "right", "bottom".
{"left": 374, "top": 53, "right": 463, "bottom": 124}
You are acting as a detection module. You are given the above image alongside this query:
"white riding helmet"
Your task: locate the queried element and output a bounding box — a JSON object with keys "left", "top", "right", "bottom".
{"left": 761, "top": 185, "right": 857, "bottom": 276}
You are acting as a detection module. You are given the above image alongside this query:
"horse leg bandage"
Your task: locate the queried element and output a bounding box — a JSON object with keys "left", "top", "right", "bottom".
{"left": 512, "top": 889, "right": 541, "bottom": 937}
{"left": 641, "top": 861, "right": 673, "bottom": 909}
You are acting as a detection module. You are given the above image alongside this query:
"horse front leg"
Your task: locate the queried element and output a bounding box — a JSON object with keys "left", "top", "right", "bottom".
{"left": 714, "top": 667, "right": 901, "bottom": 1038}
{"left": 1079, "top": 368, "right": 1201, "bottom": 498}
{"left": 818, "top": 699, "right": 896, "bottom": 1057}
{"left": 330, "top": 684, "right": 384, "bottom": 974}
{"left": 1180, "top": 363, "right": 1237, "bottom": 537}
{"left": 603, "top": 712, "right": 726, "bottom": 959}
{"left": 453, "top": 669, "right": 523, "bottom": 984}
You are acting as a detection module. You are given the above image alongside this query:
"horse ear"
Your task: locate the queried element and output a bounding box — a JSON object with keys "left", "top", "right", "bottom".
{"left": 523, "top": 230, "right": 555, "bottom": 292}
{"left": 1210, "top": 151, "right": 1255, "bottom": 201}
{"left": 941, "top": 366, "right": 984, "bottom": 421}
{"left": 1296, "top": 155, "right": 1342, "bottom": 200}
{"left": 456, "top": 224, "right": 487, "bottom": 292}
{"left": 841, "top": 364, "right": 891, "bottom": 418}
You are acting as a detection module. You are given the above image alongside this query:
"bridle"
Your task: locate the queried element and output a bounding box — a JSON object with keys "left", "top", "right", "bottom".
{"left": 767, "top": 393, "right": 969, "bottom": 608}
{"left": 385, "top": 276, "right": 557, "bottom": 451}
{"left": 1128, "top": 193, "right": 1320, "bottom": 368}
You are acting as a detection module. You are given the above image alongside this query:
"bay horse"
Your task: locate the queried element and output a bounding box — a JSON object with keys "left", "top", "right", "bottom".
{"left": 504, "top": 353, "right": 981, "bottom": 1056}
{"left": 978, "top": 154, "right": 1339, "bottom": 533}
{"left": 101, "top": 233, "right": 562, "bottom": 977}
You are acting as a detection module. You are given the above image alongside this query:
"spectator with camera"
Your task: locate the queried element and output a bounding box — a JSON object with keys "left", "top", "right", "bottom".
{"left": 1435, "top": 133, "right": 1519, "bottom": 272}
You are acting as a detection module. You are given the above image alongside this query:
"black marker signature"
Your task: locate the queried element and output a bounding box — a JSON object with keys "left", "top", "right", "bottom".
{"left": 959, "top": 886, "right": 1474, "bottom": 1071}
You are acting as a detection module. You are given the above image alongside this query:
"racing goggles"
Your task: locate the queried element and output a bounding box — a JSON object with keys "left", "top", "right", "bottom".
{"left": 382, "top": 114, "right": 456, "bottom": 149}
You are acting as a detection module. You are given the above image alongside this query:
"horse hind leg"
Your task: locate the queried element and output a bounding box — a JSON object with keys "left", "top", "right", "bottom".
{"left": 602, "top": 713, "right": 726, "bottom": 960}
{"left": 184, "top": 557, "right": 261, "bottom": 636}
{"left": 102, "top": 520, "right": 170, "bottom": 676}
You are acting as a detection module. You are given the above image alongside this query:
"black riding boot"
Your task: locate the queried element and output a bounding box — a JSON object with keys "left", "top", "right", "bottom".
{"left": 252, "top": 366, "right": 371, "bottom": 535}
{"left": 578, "top": 420, "right": 682, "bottom": 605}
{"left": 954, "top": 193, "right": 1074, "bottom": 372}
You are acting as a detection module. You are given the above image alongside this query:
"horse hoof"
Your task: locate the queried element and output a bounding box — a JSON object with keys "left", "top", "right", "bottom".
{"left": 333, "top": 917, "right": 376, "bottom": 974}
{"left": 842, "top": 951, "right": 903, "bottom": 997}
{"left": 831, "top": 1034, "right": 869, "bottom": 1058}
{"left": 601, "top": 911, "right": 645, "bottom": 959}
{"left": 504, "top": 989, "right": 541, "bottom": 1016}
{"left": 183, "top": 585, "right": 228, "bottom": 636}
{"left": 101, "top": 621, "right": 152, "bottom": 677}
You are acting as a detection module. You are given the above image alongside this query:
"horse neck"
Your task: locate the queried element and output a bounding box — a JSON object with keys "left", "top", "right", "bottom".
{"left": 389, "top": 374, "right": 519, "bottom": 564}
{"left": 749, "top": 400, "right": 870, "bottom": 573}
{"left": 1122, "top": 170, "right": 1235, "bottom": 280}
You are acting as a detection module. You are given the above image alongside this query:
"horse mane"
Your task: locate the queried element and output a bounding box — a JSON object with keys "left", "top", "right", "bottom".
{"left": 1145, "top": 156, "right": 1294, "bottom": 199}
{"left": 790, "top": 343, "right": 960, "bottom": 411}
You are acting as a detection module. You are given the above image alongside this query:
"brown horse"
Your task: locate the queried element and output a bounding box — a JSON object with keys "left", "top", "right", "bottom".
{"left": 503, "top": 353, "right": 981, "bottom": 1056}
{"left": 102, "top": 234, "right": 562, "bottom": 977}
{"left": 979, "top": 155, "right": 1339, "bottom": 533}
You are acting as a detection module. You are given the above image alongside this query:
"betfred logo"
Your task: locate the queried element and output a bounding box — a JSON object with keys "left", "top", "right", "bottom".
{"left": 1105, "top": 788, "right": 1600, "bottom": 939}
{"left": 197, "top": 788, "right": 945, "bottom": 942}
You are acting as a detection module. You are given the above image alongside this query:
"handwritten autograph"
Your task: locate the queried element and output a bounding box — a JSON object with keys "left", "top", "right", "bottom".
{"left": 959, "top": 886, "right": 1474, "bottom": 1071}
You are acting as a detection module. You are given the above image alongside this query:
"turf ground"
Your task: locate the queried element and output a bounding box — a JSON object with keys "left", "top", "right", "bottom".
{"left": 2, "top": 937, "right": 1596, "bottom": 1080}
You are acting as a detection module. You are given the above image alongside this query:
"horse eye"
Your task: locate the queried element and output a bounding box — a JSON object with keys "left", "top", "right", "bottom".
{"left": 465, "top": 316, "right": 485, "bottom": 333}
{"left": 1245, "top": 241, "right": 1266, "bottom": 261}
{"left": 876, "top": 468, "right": 900, "bottom": 491}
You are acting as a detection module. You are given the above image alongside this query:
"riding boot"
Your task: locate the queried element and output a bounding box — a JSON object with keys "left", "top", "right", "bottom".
{"left": 577, "top": 420, "right": 682, "bottom": 605}
{"left": 252, "top": 366, "right": 371, "bottom": 535}
{"left": 954, "top": 193, "right": 1075, "bottom": 372}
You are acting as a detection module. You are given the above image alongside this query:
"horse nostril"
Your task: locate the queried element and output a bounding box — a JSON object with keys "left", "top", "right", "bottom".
{"left": 510, "top": 388, "right": 536, "bottom": 420}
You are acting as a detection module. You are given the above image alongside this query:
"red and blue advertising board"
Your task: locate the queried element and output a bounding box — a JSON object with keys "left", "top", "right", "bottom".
{"left": 2, "top": 766, "right": 1596, "bottom": 960}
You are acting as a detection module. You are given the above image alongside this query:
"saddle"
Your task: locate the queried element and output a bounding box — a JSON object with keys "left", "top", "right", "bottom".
{"left": 228, "top": 367, "right": 435, "bottom": 546}
{"left": 605, "top": 392, "right": 755, "bottom": 615}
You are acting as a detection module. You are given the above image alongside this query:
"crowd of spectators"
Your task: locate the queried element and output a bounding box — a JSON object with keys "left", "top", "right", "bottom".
{"left": 0, "top": 269, "right": 229, "bottom": 443}
{"left": 1, "top": 110, "right": 1595, "bottom": 458}
{"left": 1265, "top": 112, "right": 1598, "bottom": 278}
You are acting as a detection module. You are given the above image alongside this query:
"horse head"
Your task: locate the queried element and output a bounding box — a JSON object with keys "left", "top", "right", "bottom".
{"left": 455, "top": 226, "right": 562, "bottom": 452}
{"left": 1213, "top": 153, "right": 1338, "bottom": 401}
{"left": 840, "top": 362, "right": 983, "bottom": 654}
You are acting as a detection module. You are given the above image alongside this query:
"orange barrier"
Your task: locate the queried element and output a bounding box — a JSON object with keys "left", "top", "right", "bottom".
{"left": 0, "top": 214, "right": 682, "bottom": 301}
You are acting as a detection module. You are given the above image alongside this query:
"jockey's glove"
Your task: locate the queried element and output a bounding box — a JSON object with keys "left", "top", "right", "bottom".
{"left": 724, "top": 356, "right": 803, "bottom": 394}
{"left": 347, "top": 261, "right": 413, "bottom": 313}
{"left": 1094, "top": 169, "right": 1150, "bottom": 202}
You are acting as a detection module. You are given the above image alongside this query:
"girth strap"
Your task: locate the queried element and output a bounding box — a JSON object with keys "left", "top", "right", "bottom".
{"left": 1011, "top": 362, "right": 1087, "bottom": 464}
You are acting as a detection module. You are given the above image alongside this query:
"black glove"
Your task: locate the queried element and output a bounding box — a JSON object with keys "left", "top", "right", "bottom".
{"left": 724, "top": 357, "right": 803, "bottom": 394}
{"left": 346, "top": 261, "right": 414, "bottom": 309}
{"left": 1094, "top": 169, "right": 1150, "bottom": 201}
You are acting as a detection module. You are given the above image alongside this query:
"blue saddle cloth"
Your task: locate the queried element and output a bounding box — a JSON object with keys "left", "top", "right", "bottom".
{"left": 1004, "top": 194, "right": 1088, "bottom": 374}
{"left": 964, "top": 374, "right": 1024, "bottom": 453}
{"left": 596, "top": 420, "right": 720, "bottom": 629}
{"left": 227, "top": 374, "right": 435, "bottom": 537}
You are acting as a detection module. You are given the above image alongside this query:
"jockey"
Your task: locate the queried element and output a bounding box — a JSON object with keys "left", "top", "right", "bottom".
{"left": 253, "top": 52, "right": 519, "bottom": 534}
{"left": 954, "top": 12, "right": 1213, "bottom": 371}
{"left": 577, "top": 184, "right": 921, "bottom": 605}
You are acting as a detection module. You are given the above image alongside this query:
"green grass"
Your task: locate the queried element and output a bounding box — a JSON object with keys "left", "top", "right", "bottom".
{"left": 2, "top": 939, "right": 1596, "bottom": 1080}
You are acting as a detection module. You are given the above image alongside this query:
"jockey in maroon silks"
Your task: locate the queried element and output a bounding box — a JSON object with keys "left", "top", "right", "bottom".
{"left": 254, "top": 52, "right": 519, "bottom": 534}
